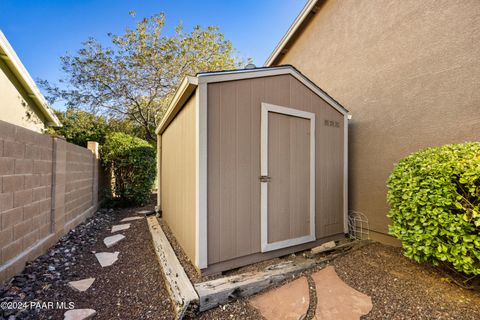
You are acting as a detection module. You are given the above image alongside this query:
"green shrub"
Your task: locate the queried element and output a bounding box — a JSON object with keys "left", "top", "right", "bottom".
{"left": 102, "top": 132, "right": 156, "bottom": 206}
{"left": 387, "top": 142, "right": 480, "bottom": 275}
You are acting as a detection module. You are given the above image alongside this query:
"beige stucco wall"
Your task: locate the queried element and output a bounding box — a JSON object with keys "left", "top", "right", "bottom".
{"left": 0, "top": 59, "right": 47, "bottom": 133}
{"left": 160, "top": 94, "right": 197, "bottom": 263}
{"left": 275, "top": 0, "right": 480, "bottom": 240}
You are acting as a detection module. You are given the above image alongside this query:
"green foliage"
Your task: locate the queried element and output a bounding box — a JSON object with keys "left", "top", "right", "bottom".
{"left": 49, "top": 107, "right": 146, "bottom": 147}
{"left": 41, "top": 13, "right": 244, "bottom": 142}
{"left": 48, "top": 107, "right": 110, "bottom": 147}
{"left": 102, "top": 132, "right": 156, "bottom": 206}
{"left": 387, "top": 142, "right": 480, "bottom": 275}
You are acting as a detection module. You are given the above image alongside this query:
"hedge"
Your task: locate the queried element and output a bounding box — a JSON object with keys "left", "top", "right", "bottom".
{"left": 102, "top": 132, "right": 156, "bottom": 206}
{"left": 387, "top": 142, "right": 480, "bottom": 275}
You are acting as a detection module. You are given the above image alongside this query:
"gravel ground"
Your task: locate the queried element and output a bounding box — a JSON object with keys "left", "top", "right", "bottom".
{"left": 160, "top": 219, "right": 266, "bottom": 319}
{"left": 1, "top": 204, "right": 175, "bottom": 320}
{"left": 331, "top": 242, "right": 480, "bottom": 320}
{"left": 2, "top": 205, "right": 479, "bottom": 320}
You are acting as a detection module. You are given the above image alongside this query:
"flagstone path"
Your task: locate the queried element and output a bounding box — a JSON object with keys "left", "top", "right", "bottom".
{"left": 68, "top": 278, "right": 95, "bottom": 292}
{"left": 250, "top": 276, "right": 310, "bottom": 320}
{"left": 111, "top": 224, "right": 130, "bottom": 233}
{"left": 103, "top": 234, "right": 125, "bottom": 248}
{"left": 120, "top": 216, "right": 143, "bottom": 222}
{"left": 249, "top": 266, "right": 372, "bottom": 320}
{"left": 62, "top": 215, "right": 144, "bottom": 319}
{"left": 64, "top": 308, "right": 97, "bottom": 320}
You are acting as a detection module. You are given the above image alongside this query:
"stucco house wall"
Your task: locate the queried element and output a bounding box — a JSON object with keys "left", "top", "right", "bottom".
{"left": 268, "top": 0, "right": 480, "bottom": 243}
{"left": 0, "top": 31, "right": 60, "bottom": 133}
{"left": 0, "top": 58, "right": 49, "bottom": 132}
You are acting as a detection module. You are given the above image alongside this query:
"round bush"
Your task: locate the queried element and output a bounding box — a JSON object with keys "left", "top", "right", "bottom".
{"left": 387, "top": 142, "right": 480, "bottom": 275}
{"left": 102, "top": 132, "right": 156, "bottom": 206}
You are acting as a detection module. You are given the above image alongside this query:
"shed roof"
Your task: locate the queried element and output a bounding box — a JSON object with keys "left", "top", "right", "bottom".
{"left": 156, "top": 65, "right": 348, "bottom": 135}
{"left": 0, "top": 30, "right": 61, "bottom": 127}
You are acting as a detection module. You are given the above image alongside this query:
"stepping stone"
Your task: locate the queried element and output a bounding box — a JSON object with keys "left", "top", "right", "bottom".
{"left": 249, "top": 276, "right": 309, "bottom": 320}
{"left": 137, "top": 209, "right": 154, "bottom": 215}
{"left": 68, "top": 278, "right": 95, "bottom": 292}
{"left": 95, "top": 252, "right": 119, "bottom": 267}
{"left": 103, "top": 234, "right": 125, "bottom": 248}
{"left": 311, "top": 266, "right": 372, "bottom": 320}
{"left": 111, "top": 224, "right": 130, "bottom": 233}
{"left": 120, "top": 216, "right": 143, "bottom": 222}
{"left": 64, "top": 309, "right": 96, "bottom": 320}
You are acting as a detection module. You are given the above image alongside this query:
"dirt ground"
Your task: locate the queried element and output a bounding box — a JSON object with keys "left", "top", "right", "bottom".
{"left": 331, "top": 242, "right": 480, "bottom": 320}
{"left": 2, "top": 204, "right": 480, "bottom": 320}
{"left": 162, "top": 216, "right": 480, "bottom": 320}
{"left": 1, "top": 204, "right": 176, "bottom": 320}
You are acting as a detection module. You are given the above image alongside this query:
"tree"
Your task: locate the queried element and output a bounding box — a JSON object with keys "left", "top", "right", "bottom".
{"left": 102, "top": 132, "right": 156, "bottom": 206}
{"left": 42, "top": 13, "right": 242, "bottom": 142}
{"left": 49, "top": 107, "right": 142, "bottom": 147}
{"left": 49, "top": 107, "right": 110, "bottom": 147}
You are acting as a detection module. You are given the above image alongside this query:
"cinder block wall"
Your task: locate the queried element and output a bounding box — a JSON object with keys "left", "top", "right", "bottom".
{"left": 0, "top": 120, "right": 100, "bottom": 282}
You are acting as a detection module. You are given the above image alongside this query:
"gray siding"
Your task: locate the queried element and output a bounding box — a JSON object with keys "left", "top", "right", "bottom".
{"left": 207, "top": 74, "right": 344, "bottom": 265}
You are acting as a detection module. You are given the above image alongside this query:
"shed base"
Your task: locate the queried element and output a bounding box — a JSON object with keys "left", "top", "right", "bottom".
{"left": 201, "top": 233, "right": 346, "bottom": 276}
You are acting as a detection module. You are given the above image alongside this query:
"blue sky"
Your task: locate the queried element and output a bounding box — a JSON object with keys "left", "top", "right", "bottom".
{"left": 0, "top": 0, "right": 306, "bottom": 110}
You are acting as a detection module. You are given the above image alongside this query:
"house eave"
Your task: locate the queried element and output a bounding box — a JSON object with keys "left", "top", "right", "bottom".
{"left": 264, "top": 0, "right": 320, "bottom": 66}
{"left": 0, "top": 30, "right": 62, "bottom": 127}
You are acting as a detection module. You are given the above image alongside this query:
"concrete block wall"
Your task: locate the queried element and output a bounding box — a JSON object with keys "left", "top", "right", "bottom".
{"left": 0, "top": 120, "right": 100, "bottom": 282}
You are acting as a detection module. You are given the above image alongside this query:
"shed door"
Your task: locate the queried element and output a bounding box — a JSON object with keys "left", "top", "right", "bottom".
{"left": 260, "top": 103, "right": 316, "bottom": 252}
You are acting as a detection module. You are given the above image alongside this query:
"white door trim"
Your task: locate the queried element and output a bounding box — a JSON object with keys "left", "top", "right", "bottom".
{"left": 260, "top": 102, "right": 316, "bottom": 252}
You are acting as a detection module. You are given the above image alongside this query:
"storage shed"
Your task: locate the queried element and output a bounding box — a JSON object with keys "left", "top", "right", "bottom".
{"left": 156, "top": 65, "right": 349, "bottom": 274}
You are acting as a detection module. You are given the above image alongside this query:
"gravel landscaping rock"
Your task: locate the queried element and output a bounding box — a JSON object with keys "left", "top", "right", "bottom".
{"left": 330, "top": 242, "right": 480, "bottom": 320}
{"left": 0, "top": 204, "right": 175, "bottom": 319}
{"left": 2, "top": 200, "right": 479, "bottom": 320}
{"left": 0, "top": 208, "right": 115, "bottom": 319}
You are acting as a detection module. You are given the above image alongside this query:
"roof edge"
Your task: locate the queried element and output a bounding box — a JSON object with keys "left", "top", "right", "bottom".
{"left": 264, "top": 0, "right": 319, "bottom": 66}
{"left": 0, "top": 30, "right": 61, "bottom": 127}
{"left": 155, "top": 76, "right": 198, "bottom": 135}
{"left": 197, "top": 65, "right": 349, "bottom": 115}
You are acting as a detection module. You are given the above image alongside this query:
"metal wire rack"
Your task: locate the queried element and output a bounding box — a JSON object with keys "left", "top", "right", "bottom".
{"left": 348, "top": 210, "right": 370, "bottom": 240}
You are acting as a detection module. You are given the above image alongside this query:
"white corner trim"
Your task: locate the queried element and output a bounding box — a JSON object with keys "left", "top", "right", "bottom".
{"left": 343, "top": 115, "right": 349, "bottom": 233}
{"left": 0, "top": 30, "right": 61, "bottom": 127}
{"left": 260, "top": 102, "right": 316, "bottom": 252}
{"left": 156, "top": 76, "right": 198, "bottom": 135}
{"left": 264, "top": 0, "right": 319, "bottom": 66}
{"left": 195, "top": 83, "right": 208, "bottom": 269}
